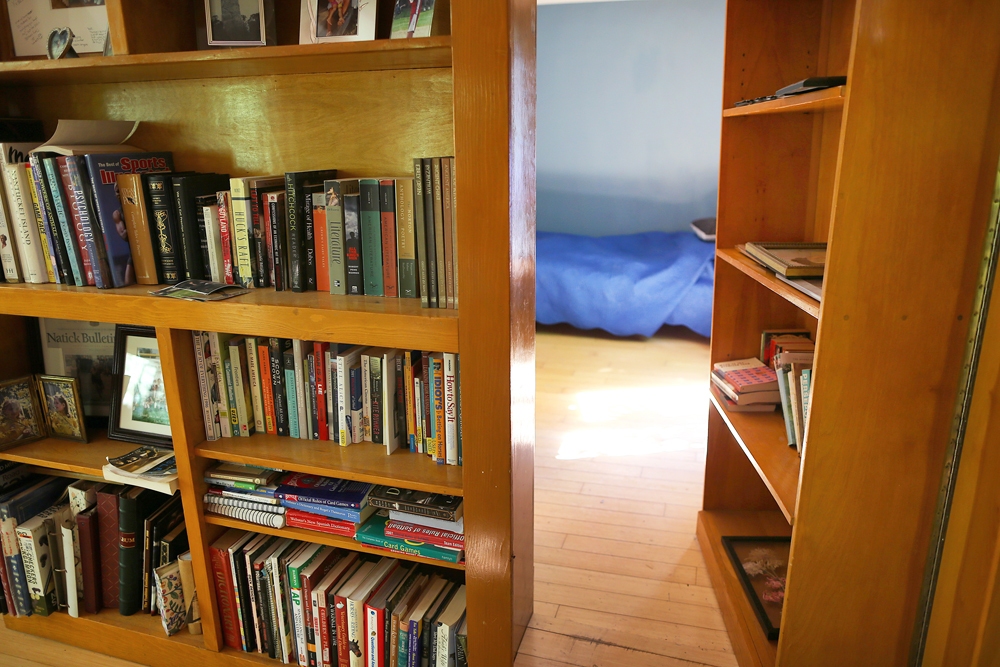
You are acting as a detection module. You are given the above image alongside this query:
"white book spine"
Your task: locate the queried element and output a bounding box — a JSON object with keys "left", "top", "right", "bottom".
{"left": 60, "top": 521, "right": 78, "bottom": 617}
{"left": 347, "top": 597, "right": 365, "bottom": 667}
{"left": 204, "top": 204, "right": 224, "bottom": 283}
{"left": 4, "top": 164, "right": 47, "bottom": 283}
{"left": 0, "top": 184, "right": 21, "bottom": 281}
{"left": 443, "top": 353, "right": 457, "bottom": 465}
{"left": 14, "top": 527, "right": 41, "bottom": 613}
{"left": 246, "top": 337, "right": 266, "bottom": 433}
{"left": 436, "top": 623, "right": 448, "bottom": 667}
{"left": 326, "top": 352, "right": 337, "bottom": 442}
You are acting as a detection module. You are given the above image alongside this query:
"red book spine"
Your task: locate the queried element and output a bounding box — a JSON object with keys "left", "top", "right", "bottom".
{"left": 95, "top": 488, "right": 120, "bottom": 608}
{"left": 285, "top": 509, "right": 357, "bottom": 538}
{"left": 57, "top": 156, "right": 95, "bottom": 286}
{"left": 218, "top": 191, "right": 234, "bottom": 285}
{"left": 383, "top": 521, "right": 464, "bottom": 550}
{"left": 421, "top": 355, "right": 432, "bottom": 456}
{"left": 259, "top": 341, "right": 277, "bottom": 434}
{"left": 364, "top": 602, "right": 386, "bottom": 667}
{"left": 379, "top": 180, "right": 398, "bottom": 297}
{"left": 76, "top": 508, "right": 103, "bottom": 614}
{"left": 210, "top": 544, "right": 244, "bottom": 650}
{"left": 314, "top": 197, "right": 329, "bottom": 292}
{"left": 433, "top": 358, "right": 445, "bottom": 464}
{"left": 334, "top": 591, "right": 351, "bottom": 667}
{"left": 314, "top": 342, "right": 329, "bottom": 441}
{"left": 0, "top": 542, "right": 15, "bottom": 616}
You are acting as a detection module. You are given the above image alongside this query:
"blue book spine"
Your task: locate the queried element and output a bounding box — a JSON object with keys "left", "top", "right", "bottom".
{"left": 285, "top": 354, "right": 299, "bottom": 439}
{"left": 408, "top": 619, "right": 419, "bottom": 667}
{"left": 27, "top": 156, "right": 62, "bottom": 283}
{"left": 42, "top": 158, "right": 84, "bottom": 285}
{"left": 63, "top": 156, "right": 109, "bottom": 289}
{"left": 279, "top": 498, "right": 363, "bottom": 523}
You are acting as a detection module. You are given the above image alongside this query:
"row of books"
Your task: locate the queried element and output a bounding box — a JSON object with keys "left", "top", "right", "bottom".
{"left": 737, "top": 241, "right": 825, "bottom": 301}
{"left": 193, "top": 332, "right": 463, "bottom": 465}
{"left": 0, "top": 465, "right": 198, "bottom": 637}
{"left": 203, "top": 463, "right": 464, "bottom": 564}
{"left": 0, "top": 138, "right": 459, "bottom": 310}
{"left": 763, "top": 330, "right": 815, "bottom": 453}
{"left": 211, "top": 526, "right": 468, "bottom": 667}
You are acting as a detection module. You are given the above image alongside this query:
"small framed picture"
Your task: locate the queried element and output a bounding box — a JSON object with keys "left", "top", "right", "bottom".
{"left": 205, "top": 0, "right": 270, "bottom": 46}
{"left": 299, "top": 0, "right": 379, "bottom": 43}
{"left": 109, "top": 325, "right": 173, "bottom": 449}
{"left": 0, "top": 376, "right": 47, "bottom": 451}
{"left": 37, "top": 375, "right": 89, "bottom": 443}
{"left": 722, "top": 536, "right": 791, "bottom": 640}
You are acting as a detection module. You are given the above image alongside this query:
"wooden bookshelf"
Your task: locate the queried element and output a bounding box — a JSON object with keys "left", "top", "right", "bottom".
{"left": 196, "top": 436, "right": 463, "bottom": 496}
{"left": 716, "top": 249, "right": 820, "bottom": 318}
{"left": 708, "top": 395, "right": 799, "bottom": 524}
{"left": 203, "top": 514, "right": 466, "bottom": 571}
{"left": 0, "top": 0, "right": 534, "bottom": 665}
{"left": 0, "top": 430, "right": 135, "bottom": 478}
{"left": 722, "top": 86, "right": 845, "bottom": 117}
{"left": 705, "top": 0, "right": 1000, "bottom": 664}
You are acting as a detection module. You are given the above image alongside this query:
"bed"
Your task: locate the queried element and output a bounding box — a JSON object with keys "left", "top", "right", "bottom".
{"left": 535, "top": 230, "right": 714, "bottom": 338}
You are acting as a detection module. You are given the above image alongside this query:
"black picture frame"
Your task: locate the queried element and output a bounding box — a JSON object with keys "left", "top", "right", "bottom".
{"left": 721, "top": 536, "right": 791, "bottom": 640}
{"left": 108, "top": 324, "right": 173, "bottom": 449}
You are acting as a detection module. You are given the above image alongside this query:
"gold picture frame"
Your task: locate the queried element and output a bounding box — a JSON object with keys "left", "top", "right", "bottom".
{"left": 37, "top": 375, "right": 89, "bottom": 443}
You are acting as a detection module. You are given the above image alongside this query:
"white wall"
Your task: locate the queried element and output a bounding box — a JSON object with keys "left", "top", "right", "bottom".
{"left": 537, "top": 0, "right": 726, "bottom": 236}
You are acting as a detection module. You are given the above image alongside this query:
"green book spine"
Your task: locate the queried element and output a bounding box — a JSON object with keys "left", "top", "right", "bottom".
{"left": 355, "top": 513, "right": 461, "bottom": 563}
{"left": 360, "top": 179, "right": 383, "bottom": 296}
{"left": 325, "top": 180, "right": 347, "bottom": 295}
{"left": 284, "top": 350, "right": 299, "bottom": 439}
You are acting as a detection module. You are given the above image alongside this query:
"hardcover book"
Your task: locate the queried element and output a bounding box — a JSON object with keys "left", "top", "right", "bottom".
{"left": 355, "top": 511, "right": 462, "bottom": 563}
{"left": 172, "top": 173, "right": 231, "bottom": 281}
{"left": 394, "top": 177, "right": 417, "bottom": 299}
{"left": 59, "top": 157, "right": 107, "bottom": 286}
{"left": 275, "top": 474, "right": 373, "bottom": 510}
{"left": 28, "top": 153, "right": 71, "bottom": 284}
{"left": 360, "top": 178, "right": 384, "bottom": 296}
{"left": 84, "top": 151, "right": 173, "bottom": 287}
{"left": 6, "top": 162, "right": 49, "bottom": 283}
{"left": 144, "top": 172, "right": 187, "bottom": 283}
{"left": 117, "top": 171, "right": 163, "bottom": 284}
{"left": 379, "top": 179, "right": 399, "bottom": 298}
{"left": 341, "top": 180, "right": 364, "bottom": 296}
{"left": 741, "top": 241, "right": 827, "bottom": 278}
{"left": 313, "top": 189, "right": 330, "bottom": 292}
{"left": 411, "top": 161, "right": 430, "bottom": 307}
{"left": 325, "top": 179, "right": 347, "bottom": 295}
{"left": 285, "top": 168, "right": 337, "bottom": 292}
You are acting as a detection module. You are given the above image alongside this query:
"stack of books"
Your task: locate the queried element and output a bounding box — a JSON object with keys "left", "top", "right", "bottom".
{"left": 203, "top": 462, "right": 287, "bottom": 528}
{"left": 209, "top": 532, "right": 468, "bottom": 667}
{"left": 0, "top": 468, "right": 197, "bottom": 637}
{"left": 710, "top": 358, "right": 781, "bottom": 412}
{"left": 192, "top": 332, "right": 463, "bottom": 466}
{"left": 738, "top": 241, "right": 826, "bottom": 301}
{"left": 362, "top": 486, "right": 465, "bottom": 564}
{"left": 762, "top": 330, "right": 816, "bottom": 452}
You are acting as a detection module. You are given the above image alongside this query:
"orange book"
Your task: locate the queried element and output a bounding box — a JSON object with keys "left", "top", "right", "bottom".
{"left": 314, "top": 189, "right": 330, "bottom": 292}
{"left": 117, "top": 172, "right": 160, "bottom": 284}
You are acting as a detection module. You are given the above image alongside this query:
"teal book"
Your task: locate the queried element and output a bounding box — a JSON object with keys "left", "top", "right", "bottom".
{"left": 359, "top": 179, "right": 383, "bottom": 296}
{"left": 355, "top": 511, "right": 462, "bottom": 563}
{"left": 284, "top": 350, "right": 299, "bottom": 439}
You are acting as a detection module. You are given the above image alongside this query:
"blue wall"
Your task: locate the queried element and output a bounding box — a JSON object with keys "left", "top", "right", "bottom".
{"left": 537, "top": 0, "right": 726, "bottom": 236}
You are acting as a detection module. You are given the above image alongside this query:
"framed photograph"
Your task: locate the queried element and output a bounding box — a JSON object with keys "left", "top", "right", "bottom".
{"left": 38, "top": 318, "right": 115, "bottom": 426}
{"left": 722, "top": 536, "right": 791, "bottom": 640}
{"left": 37, "top": 375, "right": 88, "bottom": 443}
{"left": 0, "top": 376, "right": 47, "bottom": 451}
{"left": 108, "top": 325, "right": 172, "bottom": 448}
{"left": 205, "top": 0, "right": 269, "bottom": 46}
{"left": 299, "top": 0, "right": 378, "bottom": 43}
{"left": 6, "top": 0, "right": 109, "bottom": 58}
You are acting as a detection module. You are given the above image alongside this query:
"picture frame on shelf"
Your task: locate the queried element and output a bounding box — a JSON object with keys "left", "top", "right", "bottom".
{"left": 0, "top": 376, "right": 47, "bottom": 451}
{"left": 37, "top": 375, "right": 88, "bottom": 443}
{"left": 6, "top": 0, "right": 109, "bottom": 58}
{"left": 389, "top": 0, "right": 449, "bottom": 39}
{"left": 299, "top": 0, "right": 379, "bottom": 43}
{"left": 721, "top": 536, "right": 791, "bottom": 640}
{"left": 108, "top": 324, "right": 173, "bottom": 448}
{"left": 204, "top": 0, "right": 275, "bottom": 47}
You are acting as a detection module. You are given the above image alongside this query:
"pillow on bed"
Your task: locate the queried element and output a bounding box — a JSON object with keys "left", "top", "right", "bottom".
{"left": 535, "top": 230, "right": 714, "bottom": 338}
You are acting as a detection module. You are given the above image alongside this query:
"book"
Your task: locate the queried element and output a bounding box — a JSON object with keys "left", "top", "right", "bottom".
{"left": 369, "top": 488, "right": 462, "bottom": 522}
{"left": 229, "top": 335, "right": 257, "bottom": 437}
{"left": 84, "top": 151, "right": 174, "bottom": 287}
{"left": 350, "top": 362, "right": 364, "bottom": 444}
{"left": 293, "top": 339, "right": 311, "bottom": 441}
{"left": 280, "top": 498, "right": 375, "bottom": 525}
{"left": 244, "top": 534, "right": 279, "bottom": 653}
{"left": 430, "top": 159, "right": 446, "bottom": 309}
{"left": 272, "top": 541, "right": 307, "bottom": 663}
{"left": 206, "top": 503, "right": 287, "bottom": 528}
{"left": 258, "top": 338, "right": 277, "bottom": 435}
{"left": 25, "top": 162, "right": 58, "bottom": 282}
{"left": 447, "top": 157, "right": 458, "bottom": 309}
{"left": 440, "top": 158, "right": 454, "bottom": 309}
{"left": 7, "top": 162, "right": 51, "bottom": 283}
{"left": 394, "top": 178, "right": 417, "bottom": 299}
{"left": 336, "top": 346, "right": 366, "bottom": 446}
{"left": 315, "top": 341, "right": 331, "bottom": 442}
{"left": 229, "top": 176, "right": 259, "bottom": 288}
{"left": 325, "top": 179, "right": 347, "bottom": 295}
{"left": 285, "top": 349, "right": 300, "bottom": 439}
{"left": 0, "top": 142, "right": 40, "bottom": 282}
{"left": 266, "top": 191, "right": 287, "bottom": 290}
{"left": 412, "top": 161, "right": 430, "bottom": 308}
{"left": 76, "top": 506, "right": 102, "bottom": 614}
{"left": 16, "top": 503, "right": 70, "bottom": 616}
{"left": 342, "top": 180, "right": 364, "bottom": 296}
{"left": 200, "top": 195, "right": 224, "bottom": 282}
{"left": 334, "top": 561, "right": 376, "bottom": 667}
{"left": 355, "top": 512, "right": 463, "bottom": 563}
{"left": 177, "top": 552, "right": 202, "bottom": 635}
{"left": 776, "top": 273, "right": 823, "bottom": 301}
{"left": 119, "top": 487, "right": 169, "bottom": 616}
{"left": 247, "top": 176, "right": 284, "bottom": 288}
{"left": 741, "top": 241, "right": 827, "bottom": 278}
{"left": 116, "top": 171, "right": 162, "bottom": 284}
{"left": 172, "top": 173, "right": 231, "bottom": 281}
{"left": 154, "top": 561, "right": 186, "bottom": 635}
{"left": 287, "top": 543, "right": 325, "bottom": 664}
{"left": 710, "top": 384, "right": 777, "bottom": 413}
{"left": 206, "top": 462, "right": 281, "bottom": 486}
{"left": 245, "top": 337, "right": 266, "bottom": 435}
{"left": 210, "top": 529, "right": 249, "bottom": 650}
{"left": 304, "top": 183, "right": 324, "bottom": 291}
{"left": 28, "top": 152, "right": 72, "bottom": 285}
{"left": 401, "top": 578, "right": 448, "bottom": 667}
{"left": 347, "top": 558, "right": 398, "bottom": 667}
{"left": 443, "top": 353, "right": 457, "bottom": 465}
{"left": 709, "top": 374, "right": 781, "bottom": 405}
{"left": 360, "top": 179, "right": 384, "bottom": 296}
{"left": 383, "top": 521, "right": 463, "bottom": 550}
{"left": 271, "top": 338, "right": 291, "bottom": 437}
{"left": 314, "top": 189, "right": 330, "bottom": 292}
{"left": 364, "top": 563, "right": 411, "bottom": 667}
{"left": 379, "top": 179, "right": 398, "bottom": 298}
{"left": 431, "top": 354, "right": 445, "bottom": 463}
{"left": 313, "top": 552, "right": 361, "bottom": 667}
{"left": 95, "top": 484, "right": 124, "bottom": 610}
{"left": 299, "top": 546, "right": 341, "bottom": 667}
{"left": 422, "top": 582, "right": 457, "bottom": 667}
{"left": 275, "top": 474, "right": 373, "bottom": 509}
{"left": 192, "top": 331, "right": 222, "bottom": 441}
{"left": 208, "top": 332, "right": 236, "bottom": 437}
{"left": 285, "top": 508, "right": 360, "bottom": 538}
{"left": 145, "top": 171, "right": 188, "bottom": 284}
{"left": 434, "top": 585, "right": 465, "bottom": 667}
{"left": 712, "top": 358, "right": 779, "bottom": 392}
{"left": 420, "top": 158, "right": 437, "bottom": 307}
{"left": 286, "top": 169, "right": 338, "bottom": 292}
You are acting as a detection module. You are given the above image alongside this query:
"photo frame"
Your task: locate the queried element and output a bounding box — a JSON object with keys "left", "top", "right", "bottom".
{"left": 37, "top": 375, "right": 88, "bottom": 443}
{"left": 721, "top": 536, "right": 791, "bottom": 640}
{"left": 108, "top": 324, "right": 173, "bottom": 448}
{"left": 205, "top": 0, "right": 271, "bottom": 46}
{"left": 0, "top": 376, "right": 47, "bottom": 451}
{"left": 299, "top": 0, "right": 379, "bottom": 43}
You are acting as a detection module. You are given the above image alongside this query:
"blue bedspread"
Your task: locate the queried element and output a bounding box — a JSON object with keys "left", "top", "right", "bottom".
{"left": 536, "top": 231, "right": 714, "bottom": 338}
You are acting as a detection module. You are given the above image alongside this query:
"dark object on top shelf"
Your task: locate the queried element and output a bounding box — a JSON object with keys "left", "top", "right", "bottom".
{"left": 690, "top": 217, "right": 716, "bottom": 242}
{"left": 0, "top": 119, "right": 45, "bottom": 142}
{"left": 776, "top": 76, "right": 847, "bottom": 97}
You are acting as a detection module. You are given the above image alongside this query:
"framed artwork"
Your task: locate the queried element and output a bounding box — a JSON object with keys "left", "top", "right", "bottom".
{"left": 299, "top": 0, "right": 378, "bottom": 43}
{"left": 0, "top": 376, "right": 47, "bottom": 451}
{"left": 6, "top": 0, "right": 109, "bottom": 58}
{"left": 108, "top": 325, "right": 172, "bottom": 448}
{"left": 38, "top": 318, "right": 115, "bottom": 425}
{"left": 205, "top": 0, "right": 272, "bottom": 46}
{"left": 722, "top": 536, "right": 790, "bottom": 640}
{"left": 37, "top": 375, "right": 88, "bottom": 443}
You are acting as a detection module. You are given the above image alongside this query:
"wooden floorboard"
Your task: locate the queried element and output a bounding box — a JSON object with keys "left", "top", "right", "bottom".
{"left": 0, "top": 323, "right": 733, "bottom": 667}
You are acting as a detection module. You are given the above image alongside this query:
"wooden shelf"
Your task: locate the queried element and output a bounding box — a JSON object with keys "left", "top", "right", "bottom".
{"left": 0, "top": 283, "right": 458, "bottom": 353}
{"left": 709, "top": 393, "right": 799, "bottom": 524}
{"left": 204, "top": 514, "right": 466, "bottom": 571}
{"left": 723, "top": 87, "right": 845, "bottom": 117}
{"left": 717, "top": 249, "right": 821, "bottom": 319}
{"left": 696, "top": 510, "right": 791, "bottom": 667}
{"left": 0, "top": 37, "right": 452, "bottom": 86}
{"left": 196, "top": 436, "right": 462, "bottom": 496}
{"left": 0, "top": 430, "right": 136, "bottom": 479}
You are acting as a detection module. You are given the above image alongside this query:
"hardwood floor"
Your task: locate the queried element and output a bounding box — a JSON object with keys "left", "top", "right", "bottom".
{"left": 0, "top": 323, "right": 733, "bottom": 667}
